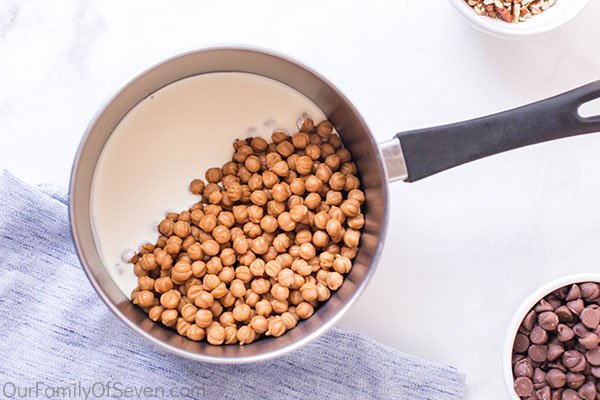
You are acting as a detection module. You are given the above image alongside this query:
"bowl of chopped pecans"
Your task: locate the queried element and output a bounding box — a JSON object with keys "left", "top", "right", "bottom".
{"left": 450, "top": 0, "right": 590, "bottom": 38}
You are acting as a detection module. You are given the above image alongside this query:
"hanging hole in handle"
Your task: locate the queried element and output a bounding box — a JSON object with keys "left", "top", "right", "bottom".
{"left": 578, "top": 97, "right": 600, "bottom": 119}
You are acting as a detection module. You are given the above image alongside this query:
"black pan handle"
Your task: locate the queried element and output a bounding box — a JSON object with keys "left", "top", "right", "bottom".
{"left": 395, "top": 80, "right": 600, "bottom": 182}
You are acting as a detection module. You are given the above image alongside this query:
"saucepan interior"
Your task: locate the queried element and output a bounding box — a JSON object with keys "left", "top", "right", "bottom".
{"left": 70, "top": 47, "right": 389, "bottom": 363}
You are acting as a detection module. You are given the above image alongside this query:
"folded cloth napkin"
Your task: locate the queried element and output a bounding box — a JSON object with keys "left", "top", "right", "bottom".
{"left": 0, "top": 171, "right": 465, "bottom": 400}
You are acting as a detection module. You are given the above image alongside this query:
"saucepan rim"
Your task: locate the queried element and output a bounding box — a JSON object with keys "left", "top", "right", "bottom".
{"left": 69, "top": 45, "right": 390, "bottom": 363}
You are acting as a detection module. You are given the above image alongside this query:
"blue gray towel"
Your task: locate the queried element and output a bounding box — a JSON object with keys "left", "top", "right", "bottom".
{"left": 0, "top": 171, "right": 465, "bottom": 400}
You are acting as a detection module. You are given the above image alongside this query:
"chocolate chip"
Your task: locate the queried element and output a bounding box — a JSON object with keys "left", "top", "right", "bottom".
{"left": 578, "top": 381, "right": 596, "bottom": 400}
{"left": 590, "top": 366, "right": 600, "bottom": 379}
{"left": 558, "top": 325, "right": 576, "bottom": 342}
{"left": 514, "top": 353, "right": 526, "bottom": 364}
{"left": 566, "top": 285, "right": 582, "bottom": 302}
{"left": 533, "top": 368, "right": 547, "bottom": 386}
{"left": 554, "top": 286, "right": 569, "bottom": 300}
{"left": 585, "top": 348, "right": 600, "bottom": 366}
{"left": 515, "top": 333, "right": 532, "bottom": 353}
{"left": 532, "top": 326, "right": 550, "bottom": 344}
{"left": 578, "top": 333, "right": 599, "bottom": 350}
{"left": 537, "top": 299, "right": 557, "bottom": 313}
{"left": 572, "top": 323, "right": 589, "bottom": 339}
{"left": 523, "top": 310, "right": 539, "bottom": 331}
{"left": 567, "top": 299, "right": 585, "bottom": 316}
{"left": 563, "top": 351, "right": 585, "bottom": 370}
{"left": 566, "top": 372, "right": 586, "bottom": 390}
{"left": 546, "top": 369, "right": 567, "bottom": 389}
{"left": 546, "top": 295, "right": 563, "bottom": 311}
{"left": 556, "top": 306, "right": 575, "bottom": 323}
{"left": 548, "top": 343, "right": 566, "bottom": 362}
{"left": 571, "top": 355, "right": 587, "bottom": 373}
{"left": 530, "top": 345, "right": 549, "bottom": 363}
{"left": 580, "top": 283, "right": 600, "bottom": 302}
{"left": 515, "top": 376, "right": 534, "bottom": 397}
{"left": 515, "top": 357, "right": 535, "bottom": 378}
{"left": 551, "top": 389, "right": 563, "bottom": 400}
{"left": 539, "top": 312, "right": 560, "bottom": 331}
{"left": 581, "top": 308, "right": 600, "bottom": 330}
{"left": 536, "top": 385, "right": 551, "bottom": 400}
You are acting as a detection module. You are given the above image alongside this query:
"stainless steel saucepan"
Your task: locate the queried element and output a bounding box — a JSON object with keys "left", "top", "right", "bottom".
{"left": 70, "top": 47, "right": 600, "bottom": 363}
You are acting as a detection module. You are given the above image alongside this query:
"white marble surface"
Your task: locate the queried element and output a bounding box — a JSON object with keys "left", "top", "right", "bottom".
{"left": 2, "top": 0, "right": 600, "bottom": 398}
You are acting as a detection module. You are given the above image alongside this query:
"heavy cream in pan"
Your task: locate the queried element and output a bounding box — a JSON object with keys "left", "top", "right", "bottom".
{"left": 91, "top": 72, "right": 328, "bottom": 297}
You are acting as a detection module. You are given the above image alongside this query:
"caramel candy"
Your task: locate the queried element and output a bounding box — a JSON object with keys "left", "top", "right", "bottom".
{"left": 130, "top": 117, "right": 363, "bottom": 348}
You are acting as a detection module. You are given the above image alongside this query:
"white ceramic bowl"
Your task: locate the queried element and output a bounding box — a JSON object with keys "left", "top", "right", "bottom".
{"left": 503, "top": 273, "right": 600, "bottom": 399}
{"left": 449, "top": 0, "right": 590, "bottom": 39}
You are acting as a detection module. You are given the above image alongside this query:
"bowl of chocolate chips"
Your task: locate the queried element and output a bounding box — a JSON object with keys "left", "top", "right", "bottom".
{"left": 505, "top": 274, "right": 600, "bottom": 400}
